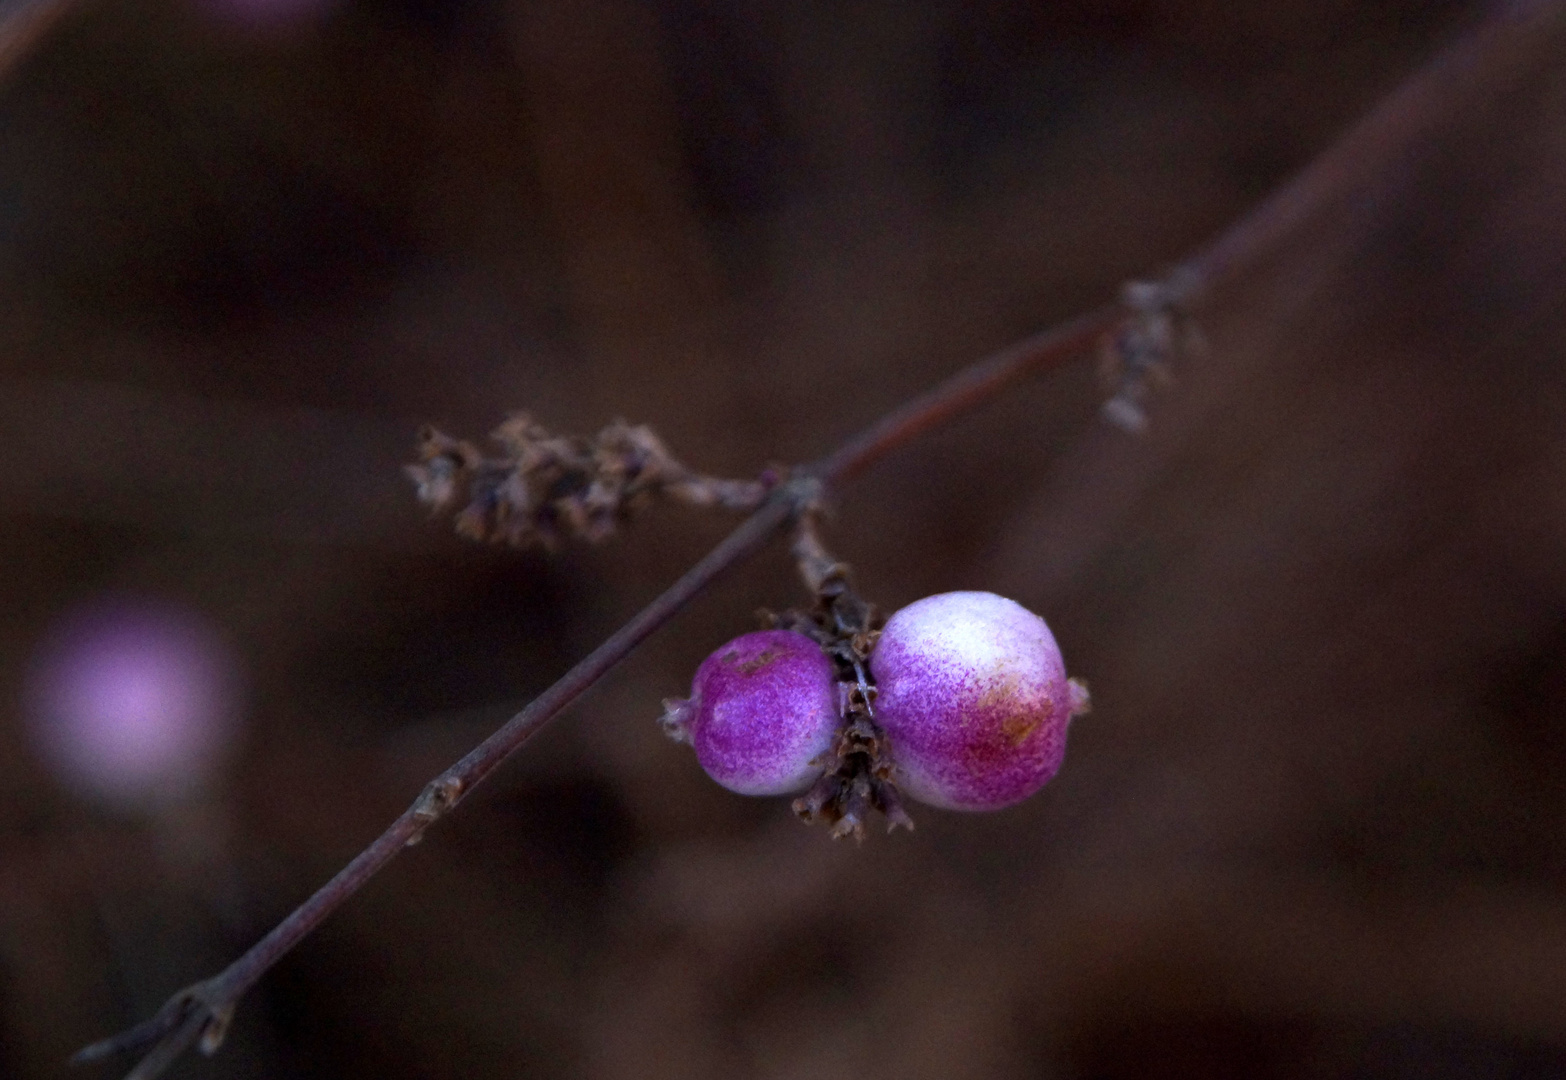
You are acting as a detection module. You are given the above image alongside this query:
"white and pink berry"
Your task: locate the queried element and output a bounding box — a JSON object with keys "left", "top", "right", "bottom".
{"left": 870, "top": 591, "right": 1088, "bottom": 811}
{"left": 663, "top": 629, "right": 841, "bottom": 796}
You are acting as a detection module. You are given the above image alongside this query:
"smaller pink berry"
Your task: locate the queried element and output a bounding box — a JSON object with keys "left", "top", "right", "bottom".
{"left": 870, "top": 591, "right": 1088, "bottom": 811}
{"left": 663, "top": 630, "right": 840, "bottom": 796}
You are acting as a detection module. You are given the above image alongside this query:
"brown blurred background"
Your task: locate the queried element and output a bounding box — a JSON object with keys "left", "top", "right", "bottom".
{"left": 5, "top": 0, "right": 1566, "bottom": 1077}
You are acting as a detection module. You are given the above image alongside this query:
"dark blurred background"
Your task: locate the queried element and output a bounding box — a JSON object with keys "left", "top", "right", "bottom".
{"left": 4, "top": 0, "right": 1566, "bottom": 1077}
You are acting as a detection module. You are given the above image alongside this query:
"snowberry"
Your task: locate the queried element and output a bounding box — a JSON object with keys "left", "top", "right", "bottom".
{"left": 870, "top": 591, "right": 1088, "bottom": 811}
{"left": 663, "top": 629, "right": 841, "bottom": 796}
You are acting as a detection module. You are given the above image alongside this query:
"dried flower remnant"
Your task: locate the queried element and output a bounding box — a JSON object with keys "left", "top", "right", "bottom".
{"left": 767, "top": 512, "right": 914, "bottom": 840}
{"left": 1098, "top": 271, "right": 1207, "bottom": 434}
{"left": 407, "top": 414, "right": 770, "bottom": 548}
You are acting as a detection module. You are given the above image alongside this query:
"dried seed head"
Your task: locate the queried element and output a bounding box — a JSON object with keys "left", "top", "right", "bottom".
{"left": 408, "top": 415, "right": 768, "bottom": 549}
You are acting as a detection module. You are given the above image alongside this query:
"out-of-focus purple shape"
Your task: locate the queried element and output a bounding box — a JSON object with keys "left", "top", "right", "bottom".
{"left": 23, "top": 596, "right": 244, "bottom": 810}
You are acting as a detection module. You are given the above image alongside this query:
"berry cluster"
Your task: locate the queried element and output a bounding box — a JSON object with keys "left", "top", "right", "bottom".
{"left": 662, "top": 588, "right": 1089, "bottom": 833}
{"left": 408, "top": 413, "right": 1092, "bottom": 834}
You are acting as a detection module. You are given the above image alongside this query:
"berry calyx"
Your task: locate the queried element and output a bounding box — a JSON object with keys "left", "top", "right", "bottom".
{"left": 870, "top": 591, "right": 1088, "bottom": 811}
{"left": 661, "top": 629, "right": 841, "bottom": 796}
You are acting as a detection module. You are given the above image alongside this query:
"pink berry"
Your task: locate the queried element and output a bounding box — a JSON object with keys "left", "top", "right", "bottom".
{"left": 870, "top": 591, "right": 1088, "bottom": 811}
{"left": 663, "top": 630, "right": 840, "bottom": 796}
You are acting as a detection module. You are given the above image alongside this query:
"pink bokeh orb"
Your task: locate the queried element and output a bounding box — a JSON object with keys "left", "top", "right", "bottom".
{"left": 23, "top": 596, "right": 244, "bottom": 810}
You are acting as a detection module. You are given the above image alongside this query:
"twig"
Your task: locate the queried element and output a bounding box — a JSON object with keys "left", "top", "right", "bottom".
{"left": 810, "top": 305, "right": 1122, "bottom": 486}
{"left": 1171, "top": 0, "right": 1566, "bottom": 302}
{"left": 71, "top": 489, "right": 797, "bottom": 1069}
{"left": 71, "top": 314, "right": 1121, "bottom": 1078}
{"left": 70, "top": 2, "right": 1566, "bottom": 1074}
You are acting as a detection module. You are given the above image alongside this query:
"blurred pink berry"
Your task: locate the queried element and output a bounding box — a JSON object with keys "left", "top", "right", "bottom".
{"left": 870, "top": 591, "right": 1088, "bottom": 811}
{"left": 663, "top": 630, "right": 840, "bottom": 796}
{"left": 22, "top": 596, "right": 244, "bottom": 811}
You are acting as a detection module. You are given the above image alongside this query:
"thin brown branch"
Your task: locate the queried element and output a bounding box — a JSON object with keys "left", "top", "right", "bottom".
{"left": 1173, "top": 0, "right": 1566, "bottom": 302}
{"left": 71, "top": 490, "right": 798, "bottom": 1071}
{"left": 71, "top": 2, "right": 1566, "bottom": 1074}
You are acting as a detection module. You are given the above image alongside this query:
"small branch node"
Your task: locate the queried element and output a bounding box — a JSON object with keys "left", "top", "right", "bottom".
{"left": 406, "top": 775, "right": 464, "bottom": 846}
{"left": 72, "top": 977, "right": 234, "bottom": 1080}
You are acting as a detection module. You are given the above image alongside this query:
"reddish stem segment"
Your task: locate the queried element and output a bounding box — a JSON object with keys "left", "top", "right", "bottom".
{"left": 810, "top": 305, "right": 1122, "bottom": 487}
{"left": 71, "top": 2, "right": 1566, "bottom": 1074}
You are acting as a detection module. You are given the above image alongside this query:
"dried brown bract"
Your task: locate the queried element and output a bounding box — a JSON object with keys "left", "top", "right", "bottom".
{"left": 766, "top": 512, "right": 912, "bottom": 839}
{"left": 406, "top": 414, "right": 771, "bottom": 548}
{"left": 1098, "top": 271, "right": 1207, "bottom": 434}
{"left": 790, "top": 715, "right": 915, "bottom": 841}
